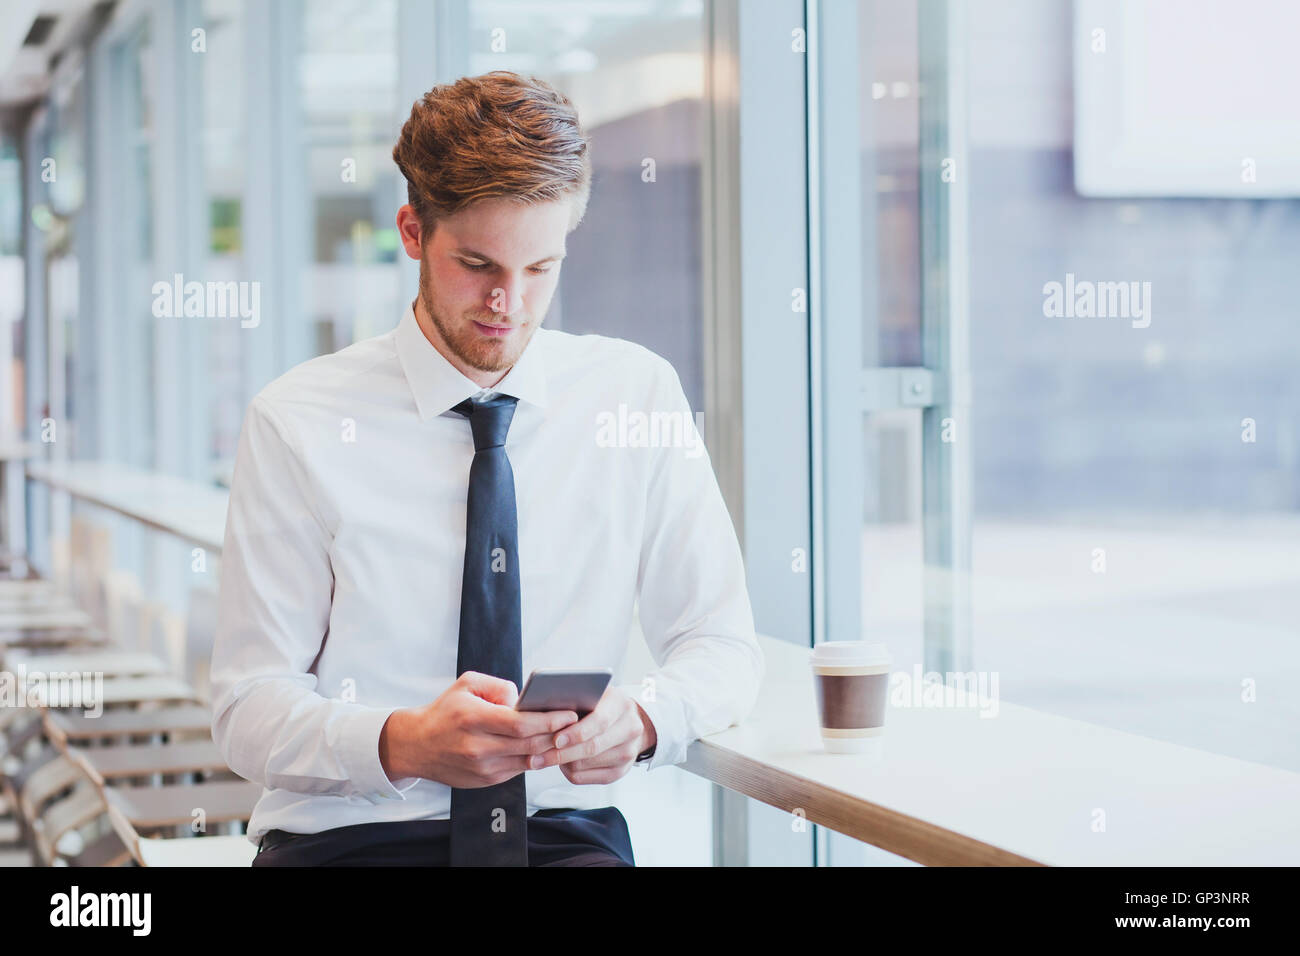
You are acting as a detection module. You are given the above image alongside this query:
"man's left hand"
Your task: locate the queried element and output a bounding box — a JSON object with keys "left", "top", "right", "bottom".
{"left": 552, "top": 687, "right": 656, "bottom": 785}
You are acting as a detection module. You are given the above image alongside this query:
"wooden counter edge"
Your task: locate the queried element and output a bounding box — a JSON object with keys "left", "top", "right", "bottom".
{"left": 682, "top": 738, "right": 1046, "bottom": 867}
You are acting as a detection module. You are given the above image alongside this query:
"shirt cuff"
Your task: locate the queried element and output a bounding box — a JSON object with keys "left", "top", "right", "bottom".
{"left": 617, "top": 681, "right": 687, "bottom": 772}
{"left": 345, "top": 706, "right": 422, "bottom": 802}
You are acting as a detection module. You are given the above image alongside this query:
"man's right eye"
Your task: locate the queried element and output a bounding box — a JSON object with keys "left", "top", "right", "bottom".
{"left": 461, "top": 261, "right": 490, "bottom": 271}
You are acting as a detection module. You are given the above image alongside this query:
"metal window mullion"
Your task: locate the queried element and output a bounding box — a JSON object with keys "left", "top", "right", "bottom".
{"left": 808, "top": 0, "right": 868, "bottom": 869}
{"left": 22, "top": 106, "right": 51, "bottom": 574}
{"left": 273, "top": 0, "right": 309, "bottom": 372}
{"left": 702, "top": 0, "right": 745, "bottom": 542}
{"left": 395, "top": 0, "right": 445, "bottom": 315}
{"left": 705, "top": 0, "right": 814, "bottom": 868}
{"left": 918, "top": 0, "right": 972, "bottom": 675}
{"left": 806, "top": 0, "right": 825, "bottom": 654}
{"left": 806, "top": 0, "right": 865, "bottom": 652}
{"left": 76, "top": 8, "right": 112, "bottom": 466}
{"left": 703, "top": 0, "right": 749, "bottom": 870}
{"left": 146, "top": 0, "right": 202, "bottom": 615}
{"left": 242, "top": 0, "right": 305, "bottom": 393}
{"left": 178, "top": 0, "right": 208, "bottom": 483}
{"left": 149, "top": 0, "right": 189, "bottom": 478}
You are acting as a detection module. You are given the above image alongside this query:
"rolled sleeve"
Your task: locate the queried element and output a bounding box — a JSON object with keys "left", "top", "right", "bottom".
{"left": 210, "top": 396, "right": 419, "bottom": 804}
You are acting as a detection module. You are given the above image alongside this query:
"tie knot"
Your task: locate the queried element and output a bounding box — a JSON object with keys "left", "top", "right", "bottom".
{"left": 453, "top": 394, "right": 518, "bottom": 450}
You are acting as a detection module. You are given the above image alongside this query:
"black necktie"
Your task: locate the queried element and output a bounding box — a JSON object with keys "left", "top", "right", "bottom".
{"left": 448, "top": 394, "right": 528, "bottom": 866}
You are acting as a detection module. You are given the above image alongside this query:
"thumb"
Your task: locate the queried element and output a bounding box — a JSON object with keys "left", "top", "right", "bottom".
{"left": 459, "top": 671, "right": 519, "bottom": 707}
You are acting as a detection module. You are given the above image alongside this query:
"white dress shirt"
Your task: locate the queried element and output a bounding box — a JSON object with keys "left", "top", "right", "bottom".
{"left": 210, "top": 302, "right": 764, "bottom": 842}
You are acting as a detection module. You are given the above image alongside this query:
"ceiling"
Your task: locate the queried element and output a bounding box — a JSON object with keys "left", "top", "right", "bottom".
{"left": 0, "top": 0, "right": 103, "bottom": 111}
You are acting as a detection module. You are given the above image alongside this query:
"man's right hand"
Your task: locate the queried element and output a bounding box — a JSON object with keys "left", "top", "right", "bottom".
{"left": 378, "top": 671, "right": 579, "bottom": 789}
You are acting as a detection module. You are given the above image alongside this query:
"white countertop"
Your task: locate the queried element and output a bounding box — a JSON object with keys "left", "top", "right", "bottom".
{"left": 682, "top": 634, "right": 1300, "bottom": 865}
{"left": 25, "top": 460, "right": 227, "bottom": 554}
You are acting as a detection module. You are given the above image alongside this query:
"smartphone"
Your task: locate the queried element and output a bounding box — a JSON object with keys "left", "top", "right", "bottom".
{"left": 515, "top": 667, "right": 613, "bottom": 718}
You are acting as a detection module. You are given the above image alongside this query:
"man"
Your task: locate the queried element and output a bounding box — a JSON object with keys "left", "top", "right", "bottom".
{"left": 210, "top": 71, "right": 763, "bottom": 867}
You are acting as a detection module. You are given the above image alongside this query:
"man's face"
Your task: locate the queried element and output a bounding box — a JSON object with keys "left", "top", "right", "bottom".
{"left": 404, "top": 196, "right": 569, "bottom": 385}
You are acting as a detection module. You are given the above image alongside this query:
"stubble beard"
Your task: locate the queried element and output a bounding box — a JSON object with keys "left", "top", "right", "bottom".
{"left": 418, "top": 256, "right": 532, "bottom": 374}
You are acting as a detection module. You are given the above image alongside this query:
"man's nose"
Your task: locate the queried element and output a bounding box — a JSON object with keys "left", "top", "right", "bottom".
{"left": 488, "top": 277, "right": 526, "bottom": 316}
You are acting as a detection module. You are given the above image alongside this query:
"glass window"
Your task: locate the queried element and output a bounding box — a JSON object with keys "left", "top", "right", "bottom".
{"left": 860, "top": 0, "right": 925, "bottom": 675}
{"left": 852, "top": 0, "right": 1300, "bottom": 776}
{"left": 837, "top": 0, "right": 1300, "bottom": 866}
{"left": 962, "top": 0, "right": 1300, "bottom": 771}
{"left": 862, "top": 0, "right": 921, "bottom": 370}
{"left": 108, "top": 20, "right": 157, "bottom": 470}
{"left": 201, "top": 0, "right": 247, "bottom": 484}
{"left": 298, "top": 0, "right": 401, "bottom": 354}
{"left": 467, "top": 0, "right": 707, "bottom": 411}
{"left": 0, "top": 133, "right": 25, "bottom": 436}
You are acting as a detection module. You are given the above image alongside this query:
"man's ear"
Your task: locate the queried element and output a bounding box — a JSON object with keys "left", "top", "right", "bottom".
{"left": 396, "top": 204, "right": 424, "bottom": 261}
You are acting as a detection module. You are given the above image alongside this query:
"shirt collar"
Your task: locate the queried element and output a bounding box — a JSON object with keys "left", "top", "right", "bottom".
{"left": 395, "top": 301, "right": 549, "bottom": 420}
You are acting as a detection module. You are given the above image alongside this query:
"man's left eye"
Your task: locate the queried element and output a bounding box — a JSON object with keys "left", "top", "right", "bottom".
{"left": 461, "top": 261, "right": 551, "bottom": 275}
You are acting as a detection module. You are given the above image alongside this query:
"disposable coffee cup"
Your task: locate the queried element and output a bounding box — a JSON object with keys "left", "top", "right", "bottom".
{"left": 810, "top": 642, "right": 891, "bottom": 753}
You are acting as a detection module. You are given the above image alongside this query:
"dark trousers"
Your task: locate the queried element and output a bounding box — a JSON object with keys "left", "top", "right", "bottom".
{"left": 251, "top": 807, "right": 635, "bottom": 867}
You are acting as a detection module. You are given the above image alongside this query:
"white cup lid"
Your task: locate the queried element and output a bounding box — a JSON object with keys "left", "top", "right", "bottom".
{"left": 810, "top": 641, "right": 891, "bottom": 667}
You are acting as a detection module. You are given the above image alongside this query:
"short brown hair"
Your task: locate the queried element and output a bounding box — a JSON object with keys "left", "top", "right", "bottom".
{"left": 393, "top": 71, "right": 592, "bottom": 239}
